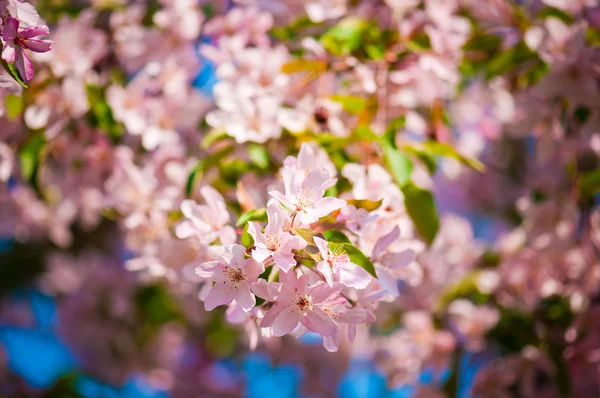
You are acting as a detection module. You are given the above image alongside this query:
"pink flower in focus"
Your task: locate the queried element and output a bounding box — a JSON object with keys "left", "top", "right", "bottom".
{"left": 248, "top": 203, "right": 307, "bottom": 272}
{"left": 269, "top": 167, "right": 345, "bottom": 225}
{"left": 314, "top": 237, "right": 372, "bottom": 289}
{"left": 1, "top": 18, "right": 51, "bottom": 81}
{"left": 260, "top": 270, "right": 340, "bottom": 337}
{"left": 196, "top": 244, "right": 264, "bottom": 311}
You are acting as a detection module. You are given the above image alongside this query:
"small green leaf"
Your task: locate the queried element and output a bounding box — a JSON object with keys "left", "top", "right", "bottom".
{"left": 19, "top": 133, "right": 46, "bottom": 182}
{"left": 201, "top": 128, "right": 228, "bottom": 149}
{"left": 346, "top": 198, "right": 383, "bottom": 211}
{"left": 320, "top": 17, "right": 368, "bottom": 56}
{"left": 536, "top": 8, "right": 574, "bottom": 24}
{"left": 329, "top": 242, "right": 377, "bottom": 278}
{"left": 401, "top": 182, "right": 439, "bottom": 244}
{"left": 185, "top": 160, "right": 203, "bottom": 197}
{"left": 0, "top": 59, "right": 28, "bottom": 88}
{"left": 486, "top": 41, "right": 539, "bottom": 79}
{"left": 421, "top": 141, "right": 485, "bottom": 172}
{"left": 293, "top": 228, "right": 324, "bottom": 245}
{"left": 241, "top": 223, "right": 253, "bottom": 247}
{"left": 323, "top": 230, "right": 351, "bottom": 243}
{"left": 248, "top": 144, "right": 270, "bottom": 170}
{"left": 580, "top": 169, "right": 600, "bottom": 198}
{"left": 4, "top": 94, "right": 23, "bottom": 120}
{"left": 383, "top": 143, "right": 413, "bottom": 187}
{"left": 237, "top": 207, "right": 267, "bottom": 226}
{"left": 281, "top": 59, "right": 326, "bottom": 74}
{"left": 86, "top": 85, "right": 123, "bottom": 140}
{"left": 330, "top": 95, "right": 366, "bottom": 114}
{"left": 381, "top": 119, "right": 413, "bottom": 186}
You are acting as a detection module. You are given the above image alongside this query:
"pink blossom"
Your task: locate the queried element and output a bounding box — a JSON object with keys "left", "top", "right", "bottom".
{"left": 314, "top": 237, "right": 372, "bottom": 289}
{"left": 1, "top": 18, "right": 51, "bottom": 81}
{"left": 269, "top": 167, "right": 346, "bottom": 225}
{"left": 196, "top": 244, "right": 264, "bottom": 311}
{"left": 260, "top": 270, "right": 340, "bottom": 337}
{"left": 371, "top": 226, "right": 418, "bottom": 296}
{"left": 176, "top": 185, "right": 236, "bottom": 245}
{"left": 248, "top": 203, "right": 306, "bottom": 272}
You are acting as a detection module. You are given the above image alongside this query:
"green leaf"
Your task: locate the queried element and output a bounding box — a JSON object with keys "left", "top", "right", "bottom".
{"left": 383, "top": 143, "right": 413, "bottom": 187}
{"left": 248, "top": 144, "right": 270, "bottom": 170}
{"left": 329, "top": 242, "right": 377, "bottom": 278}
{"left": 86, "top": 85, "right": 123, "bottom": 140}
{"left": 19, "top": 133, "right": 46, "bottom": 182}
{"left": 0, "top": 49, "right": 28, "bottom": 88}
{"left": 241, "top": 223, "right": 253, "bottom": 247}
{"left": 201, "top": 128, "right": 228, "bottom": 149}
{"left": 536, "top": 7, "right": 574, "bottom": 24}
{"left": 293, "top": 228, "right": 324, "bottom": 245}
{"left": 280, "top": 59, "right": 326, "bottom": 74}
{"left": 401, "top": 182, "right": 439, "bottom": 244}
{"left": 402, "top": 145, "right": 438, "bottom": 175}
{"left": 185, "top": 146, "right": 235, "bottom": 196}
{"left": 422, "top": 141, "right": 485, "bottom": 172}
{"left": 486, "top": 41, "right": 539, "bottom": 79}
{"left": 135, "top": 283, "right": 183, "bottom": 327}
{"left": 463, "top": 33, "right": 503, "bottom": 53}
{"left": 4, "top": 94, "right": 23, "bottom": 120}
{"left": 185, "top": 161, "right": 203, "bottom": 197}
{"left": 381, "top": 118, "right": 413, "bottom": 186}
{"left": 323, "top": 230, "right": 351, "bottom": 243}
{"left": 580, "top": 169, "right": 600, "bottom": 198}
{"left": 346, "top": 198, "right": 383, "bottom": 211}
{"left": 237, "top": 207, "right": 267, "bottom": 226}
{"left": 406, "top": 33, "right": 431, "bottom": 52}
{"left": 330, "top": 95, "right": 366, "bottom": 114}
{"left": 320, "top": 17, "right": 368, "bottom": 56}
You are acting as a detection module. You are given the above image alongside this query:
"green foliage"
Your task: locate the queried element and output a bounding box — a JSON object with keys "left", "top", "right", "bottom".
{"left": 185, "top": 146, "right": 235, "bottom": 196}
{"left": 536, "top": 7, "right": 574, "bottom": 24}
{"left": 323, "top": 230, "right": 351, "bottom": 243}
{"left": 280, "top": 59, "right": 326, "bottom": 74}
{"left": 580, "top": 168, "right": 600, "bottom": 200}
{"left": 345, "top": 198, "right": 383, "bottom": 212}
{"left": 248, "top": 144, "right": 271, "bottom": 170}
{"left": 436, "top": 271, "right": 492, "bottom": 314}
{"left": 401, "top": 182, "right": 439, "bottom": 244}
{"left": 320, "top": 17, "right": 368, "bottom": 56}
{"left": 486, "top": 41, "right": 540, "bottom": 79}
{"left": 487, "top": 307, "right": 537, "bottom": 353}
{"left": 86, "top": 85, "right": 123, "bottom": 141}
{"left": 205, "top": 311, "right": 239, "bottom": 357}
{"left": 4, "top": 94, "right": 24, "bottom": 120}
{"left": 241, "top": 223, "right": 254, "bottom": 247}
{"left": 423, "top": 141, "right": 485, "bottom": 171}
{"left": 237, "top": 207, "right": 268, "bottom": 226}
{"left": 381, "top": 125, "right": 413, "bottom": 187}
{"left": 330, "top": 95, "right": 367, "bottom": 114}
{"left": 19, "top": 132, "right": 46, "bottom": 182}
{"left": 135, "top": 283, "right": 183, "bottom": 327}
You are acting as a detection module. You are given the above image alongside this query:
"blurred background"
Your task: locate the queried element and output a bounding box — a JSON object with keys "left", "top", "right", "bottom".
{"left": 1, "top": 0, "right": 599, "bottom": 397}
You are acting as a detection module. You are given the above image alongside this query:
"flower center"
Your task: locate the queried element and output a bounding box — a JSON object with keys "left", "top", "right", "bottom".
{"left": 295, "top": 295, "right": 312, "bottom": 312}
{"left": 265, "top": 233, "right": 280, "bottom": 251}
{"left": 295, "top": 187, "right": 313, "bottom": 210}
{"left": 226, "top": 267, "right": 245, "bottom": 283}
